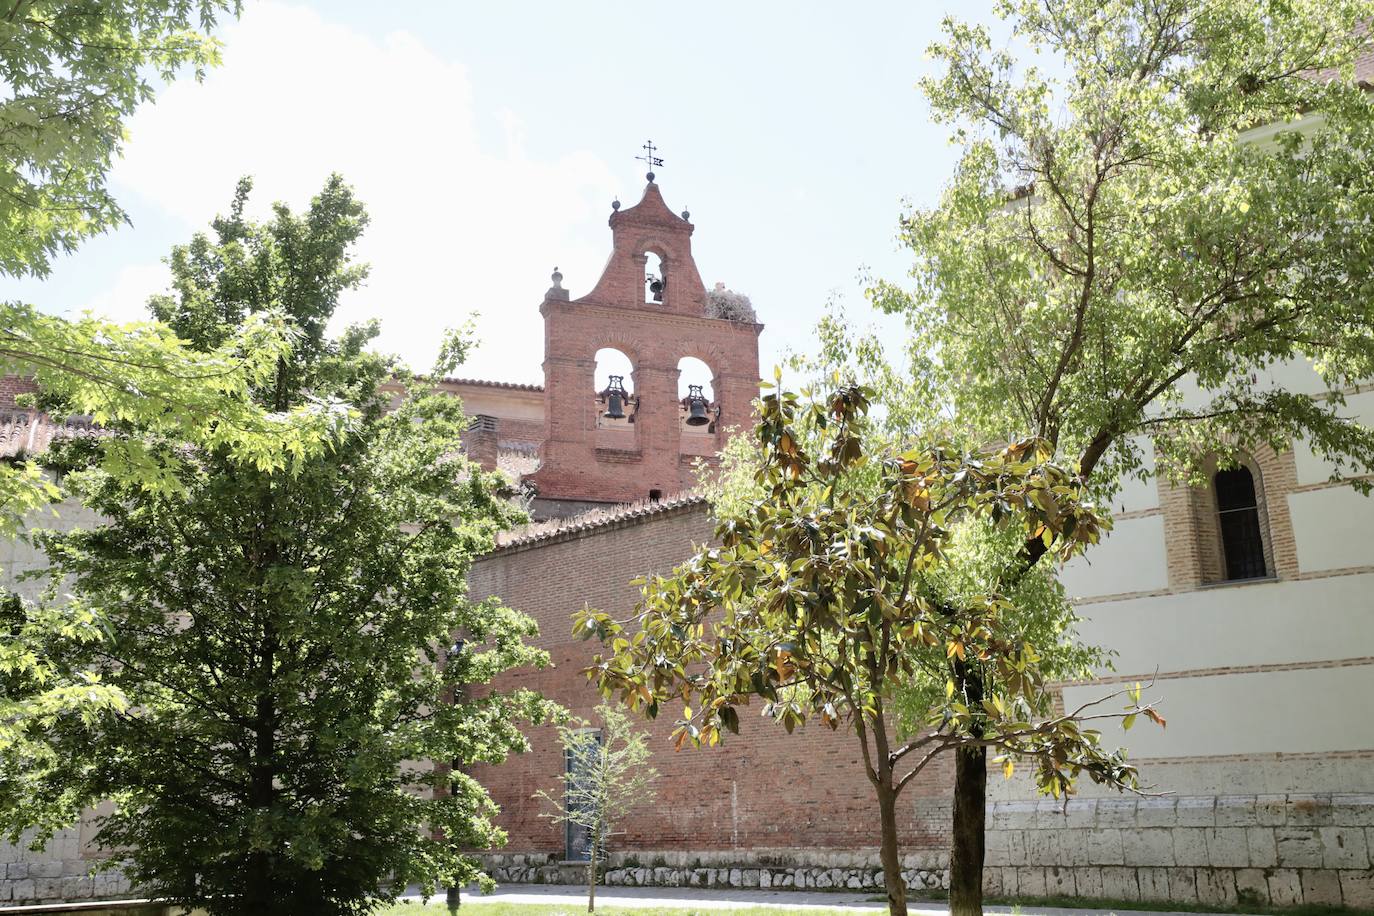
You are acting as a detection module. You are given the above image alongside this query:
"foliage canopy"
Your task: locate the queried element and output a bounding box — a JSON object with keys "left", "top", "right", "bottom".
{"left": 15, "top": 178, "right": 555, "bottom": 915}
{"left": 578, "top": 379, "right": 1159, "bottom": 915}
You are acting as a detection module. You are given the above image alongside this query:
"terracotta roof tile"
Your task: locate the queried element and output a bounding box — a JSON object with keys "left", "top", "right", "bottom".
{"left": 439, "top": 377, "right": 544, "bottom": 392}
{"left": 494, "top": 491, "right": 707, "bottom": 550}
{"left": 0, "top": 411, "right": 104, "bottom": 459}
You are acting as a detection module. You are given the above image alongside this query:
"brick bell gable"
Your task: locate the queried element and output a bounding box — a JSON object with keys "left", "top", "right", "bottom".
{"left": 527, "top": 180, "right": 762, "bottom": 507}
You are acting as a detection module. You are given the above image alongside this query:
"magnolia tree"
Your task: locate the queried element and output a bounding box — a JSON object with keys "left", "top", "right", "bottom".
{"left": 576, "top": 380, "right": 1161, "bottom": 916}
{"left": 866, "top": 1, "right": 1374, "bottom": 911}
{"left": 534, "top": 704, "right": 660, "bottom": 914}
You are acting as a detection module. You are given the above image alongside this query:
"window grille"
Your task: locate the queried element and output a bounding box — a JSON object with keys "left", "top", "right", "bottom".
{"left": 1215, "top": 467, "right": 1268, "bottom": 581}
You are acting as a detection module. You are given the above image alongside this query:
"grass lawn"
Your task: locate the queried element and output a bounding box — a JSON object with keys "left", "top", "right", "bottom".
{"left": 381, "top": 895, "right": 1374, "bottom": 916}
{"left": 974, "top": 894, "right": 1374, "bottom": 916}
{"left": 384, "top": 907, "right": 871, "bottom": 915}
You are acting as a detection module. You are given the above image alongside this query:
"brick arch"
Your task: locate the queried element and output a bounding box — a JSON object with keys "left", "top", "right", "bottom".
{"left": 635, "top": 237, "right": 671, "bottom": 260}
{"left": 1157, "top": 443, "right": 1300, "bottom": 589}
{"left": 674, "top": 340, "right": 730, "bottom": 370}
{"left": 590, "top": 338, "right": 642, "bottom": 368}
{"left": 591, "top": 346, "right": 637, "bottom": 398}
{"left": 675, "top": 355, "right": 716, "bottom": 400}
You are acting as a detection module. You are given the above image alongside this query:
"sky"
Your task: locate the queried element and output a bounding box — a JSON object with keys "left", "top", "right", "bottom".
{"left": 0, "top": 1, "right": 1002, "bottom": 386}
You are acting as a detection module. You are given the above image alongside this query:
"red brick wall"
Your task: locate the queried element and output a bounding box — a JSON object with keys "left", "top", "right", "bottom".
{"left": 1, "top": 375, "right": 39, "bottom": 408}
{"left": 468, "top": 503, "right": 954, "bottom": 860}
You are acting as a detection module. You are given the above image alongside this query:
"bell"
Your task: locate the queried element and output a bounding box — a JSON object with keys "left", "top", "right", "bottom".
{"left": 603, "top": 376, "right": 628, "bottom": 419}
{"left": 684, "top": 384, "right": 710, "bottom": 427}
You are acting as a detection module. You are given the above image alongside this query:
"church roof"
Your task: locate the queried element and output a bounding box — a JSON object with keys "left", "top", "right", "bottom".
{"left": 493, "top": 491, "right": 708, "bottom": 551}
{"left": 438, "top": 377, "right": 544, "bottom": 392}
{"left": 0, "top": 410, "right": 103, "bottom": 459}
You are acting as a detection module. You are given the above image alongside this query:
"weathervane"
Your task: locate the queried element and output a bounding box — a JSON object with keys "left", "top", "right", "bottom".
{"left": 636, "top": 140, "right": 664, "bottom": 182}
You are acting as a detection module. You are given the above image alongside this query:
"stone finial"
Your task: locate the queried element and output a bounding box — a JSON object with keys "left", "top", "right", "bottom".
{"left": 546, "top": 266, "right": 569, "bottom": 301}
{"left": 612, "top": 198, "right": 621, "bottom": 211}
{"left": 681, "top": 209, "right": 690, "bottom": 220}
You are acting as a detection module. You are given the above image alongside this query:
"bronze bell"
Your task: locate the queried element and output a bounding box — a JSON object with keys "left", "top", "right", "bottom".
{"left": 604, "top": 376, "right": 628, "bottom": 419}
{"left": 684, "top": 384, "right": 710, "bottom": 426}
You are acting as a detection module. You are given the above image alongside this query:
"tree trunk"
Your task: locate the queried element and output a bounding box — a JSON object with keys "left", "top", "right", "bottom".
{"left": 246, "top": 670, "right": 277, "bottom": 911}
{"left": 877, "top": 779, "right": 909, "bottom": 916}
{"left": 587, "top": 822, "right": 598, "bottom": 914}
{"left": 949, "top": 745, "right": 987, "bottom": 916}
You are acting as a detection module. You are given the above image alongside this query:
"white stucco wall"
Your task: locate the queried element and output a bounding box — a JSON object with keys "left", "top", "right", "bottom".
{"left": 1109, "top": 436, "right": 1159, "bottom": 515}
{"left": 1062, "top": 664, "right": 1374, "bottom": 760}
{"left": 1073, "top": 573, "right": 1374, "bottom": 675}
{"left": 1288, "top": 486, "right": 1374, "bottom": 572}
{"left": 1059, "top": 515, "right": 1170, "bottom": 599}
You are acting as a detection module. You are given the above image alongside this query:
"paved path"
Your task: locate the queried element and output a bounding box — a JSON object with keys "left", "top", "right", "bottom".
{"left": 401, "top": 883, "right": 1243, "bottom": 914}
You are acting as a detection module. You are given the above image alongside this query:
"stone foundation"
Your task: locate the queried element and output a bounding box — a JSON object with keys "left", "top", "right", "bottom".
{"left": 482, "top": 794, "right": 1374, "bottom": 909}
{"left": 984, "top": 792, "right": 1374, "bottom": 908}
{"left": 481, "top": 848, "right": 950, "bottom": 894}
{"left": 0, "top": 827, "right": 132, "bottom": 905}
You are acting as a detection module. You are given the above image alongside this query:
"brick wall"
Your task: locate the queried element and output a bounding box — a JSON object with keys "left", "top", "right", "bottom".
{"left": 468, "top": 501, "right": 957, "bottom": 883}
{"left": 0, "top": 374, "right": 39, "bottom": 406}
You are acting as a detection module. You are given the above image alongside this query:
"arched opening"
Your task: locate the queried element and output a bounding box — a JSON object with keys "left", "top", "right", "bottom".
{"left": 1215, "top": 466, "right": 1268, "bottom": 581}
{"left": 676, "top": 357, "right": 713, "bottom": 400}
{"left": 644, "top": 252, "right": 665, "bottom": 304}
{"left": 677, "top": 356, "right": 717, "bottom": 439}
{"left": 593, "top": 348, "right": 634, "bottom": 394}
{"left": 593, "top": 348, "right": 636, "bottom": 442}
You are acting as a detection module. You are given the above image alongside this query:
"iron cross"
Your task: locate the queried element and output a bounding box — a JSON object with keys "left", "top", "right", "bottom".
{"left": 637, "top": 140, "right": 664, "bottom": 177}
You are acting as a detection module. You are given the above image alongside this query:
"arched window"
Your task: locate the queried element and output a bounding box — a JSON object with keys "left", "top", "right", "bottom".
{"left": 676, "top": 357, "right": 714, "bottom": 400}
{"left": 1215, "top": 467, "right": 1267, "bottom": 580}
{"left": 593, "top": 348, "right": 636, "bottom": 432}
{"left": 593, "top": 348, "right": 634, "bottom": 394}
{"left": 644, "top": 252, "right": 665, "bottom": 303}
{"left": 677, "top": 357, "right": 716, "bottom": 435}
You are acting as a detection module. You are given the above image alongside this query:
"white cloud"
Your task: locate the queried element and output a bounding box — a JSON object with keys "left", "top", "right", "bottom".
{"left": 111, "top": 2, "right": 619, "bottom": 383}
{"left": 82, "top": 262, "right": 173, "bottom": 324}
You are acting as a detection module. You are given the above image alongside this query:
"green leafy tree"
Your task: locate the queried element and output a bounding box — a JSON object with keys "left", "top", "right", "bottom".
{"left": 577, "top": 380, "right": 1160, "bottom": 916}
{"left": 0, "top": 0, "right": 238, "bottom": 277}
{"left": 0, "top": 0, "right": 331, "bottom": 531}
{"left": 870, "top": 1, "right": 1374, "bottom": 912}
{"left": 0, "top": 0, "right": 349, "bottom": 803}
{"left": 22, "top": 177, "right": 556, "bottom": 915}
{"left": 533, "top": 703, "right": 660, "bottom": 914}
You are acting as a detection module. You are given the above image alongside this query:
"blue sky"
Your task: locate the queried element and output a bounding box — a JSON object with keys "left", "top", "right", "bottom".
{"left": 0, "top": 1, "right": 1003, "bottom": 385}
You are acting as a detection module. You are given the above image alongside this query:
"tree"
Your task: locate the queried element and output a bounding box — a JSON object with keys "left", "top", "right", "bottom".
{"left": 577, "top": 380, "right": 1160, "bottom": 916}
{"left": 1, "top": 0, "right": 348, "bottom": 801}
{"left": 0, "top": 0, "right": 338, "bottom": 525}
{"left": 22, "top": 177, "right": 556, "bottom": 915}
{"left": 0, "top": 0, "right": 239, "bottom": 277}
{"left": 871, "top": 2, "right": 1374, "bottom": 912}
{"left": 533, "top": 703, "right": 660, "bottom": 914}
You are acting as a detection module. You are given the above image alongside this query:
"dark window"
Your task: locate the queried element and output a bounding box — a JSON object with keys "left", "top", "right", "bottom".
{"left": 564, "top": 730, "right": 602, "bottom": 862}
{"left": 1215, "top": 467, "right": 1268, "bottom": 580}
{"left": 648, "top": 489, "right": 662, "bottom": 503}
